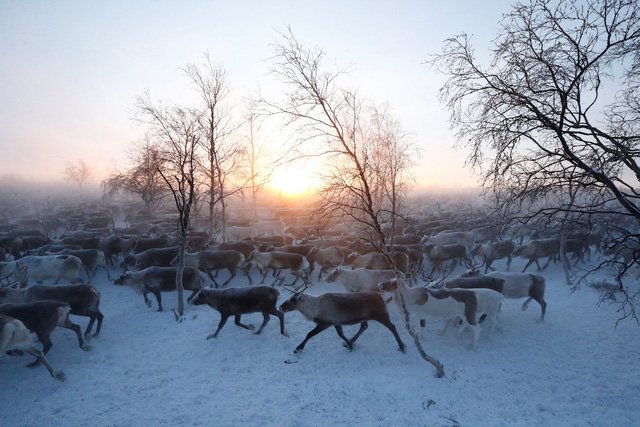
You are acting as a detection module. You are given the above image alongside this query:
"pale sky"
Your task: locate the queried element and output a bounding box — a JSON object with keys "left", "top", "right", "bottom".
{"left": 0, "top": 0, "right": 515, "bottom": 190}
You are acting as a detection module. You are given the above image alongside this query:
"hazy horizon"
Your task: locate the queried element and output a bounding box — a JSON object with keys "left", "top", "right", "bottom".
{"left": 1, "top": 0, "right": 515, "bottom": 190}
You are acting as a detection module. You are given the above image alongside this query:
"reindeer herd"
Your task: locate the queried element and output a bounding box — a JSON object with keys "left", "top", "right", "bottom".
{"left": 0, "top": 197, "right": 610, "bottom": 381}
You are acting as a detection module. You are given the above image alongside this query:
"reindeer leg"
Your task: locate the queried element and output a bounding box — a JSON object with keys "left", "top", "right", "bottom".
{"left": 349, "top": 321, "right": 368, "bottom": 344}
{"left": 335, "top": 325, "right": 354, "bottom": 350}
{"left": 93, "top": 310, "right": 104, "bottom": 337}
{"left": 439, "top": 318, "right": 453, "bottom": 336}
{"left": 221, "top": 267, "right": 236, "bottom": 288}
{"left": 485, "top": 259, "right": 493, "bottom": 274}
{"left": 522, "top": 258, "right": 536, "bottom": 272}
{"left": 267, "top": 307, "right": 288, "bottom": 337}
{"left": 62, "top": 318, "right": 91, "bottom": 351}
{"left": 207, "top": 314, "right": 230, "bottom": 339}
{"left": 375, "top": 316, "right": 406, "bottom": 352}
{"left": 84, "top": 313, "right": 96, "bottom": 338}
{"left": 27, "top": 333, "right": 51, "bottom": 367}
{"left": 211, "top": 276, "right": 221, "bottom": 288}
{"left": 84, "top": 266, "right": 92, "bottom": 282}
{"left": 206, "top": 268, "right": 216, "bottom": 283}
{"left": 255, "top": 312, "right": 270, "bottom": 335}
{"left": 246, "top": 264, "right": 254, "bottom": 285}
{"left": 101, "top": 264, "right": 113, "bottom": 281}
{"left": 150, "top": 288, "right": 163, "bottom": 311}
{"left": 420, "top": 319, "right": 427, "bottom": 339}
{"left": 25, "top": 348, "right": 65, "bottom": 381}
{"left": 468, "top": 324, "right": 480, "bottom": 351}
{"left": 234, "top": 315, "right": 254, "bottom": 331}
{"left": 294, "top": 322, "right": 331, "bottom": 353}
{"left": 534, "top": 258, "right": 543, "bottom": 270}
{"left": 142, "top": 291, "right": 152, "bottom": 307}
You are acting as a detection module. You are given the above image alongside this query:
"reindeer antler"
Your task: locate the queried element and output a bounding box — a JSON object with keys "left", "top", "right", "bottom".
{"left": 282, "top": 271, "right": 311, "bottom": 293}
{"left": 0, "top": 271, "right": 20, "bottom": 289}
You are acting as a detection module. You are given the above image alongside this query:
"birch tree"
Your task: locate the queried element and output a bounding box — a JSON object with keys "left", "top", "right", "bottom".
{"left": 431, "top": 0, "right": 640, "bottom": 311}
{"left": 135, "top": 90, "right": 201, "bottom": 319}
{"left": 101, "top": 137, "right": 168, "bottom": 211}
{"left": 184, "top": 54, "right": 241, "bottom": 238}
{"left": 64, "top": 160, "right": 92, "bottom": 196}
{"left": 264, "top": 30, "right": 442, "bottom": 377}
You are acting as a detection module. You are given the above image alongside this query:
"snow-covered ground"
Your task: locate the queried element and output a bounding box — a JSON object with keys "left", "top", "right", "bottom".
{"left": 1, "top": 257, "right": 639, "bottom": 426}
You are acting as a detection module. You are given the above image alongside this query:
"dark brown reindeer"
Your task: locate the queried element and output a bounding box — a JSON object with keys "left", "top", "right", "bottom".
{"left": 114, "top": 266, "right": 203, "bottom": 311}
{"left": 0, "top": 300, "right": 91, "bottom": 364}
{"left": 0, "top": 284, "right": 104, "bottom": 338}
{"left": 189, "top": 286, "right": 287, "bottom": 339}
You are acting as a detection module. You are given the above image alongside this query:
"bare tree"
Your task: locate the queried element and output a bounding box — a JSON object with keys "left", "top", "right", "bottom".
{"left": 431, "top": 0, "right": 640, "bottom": 311}
{"left": 245, "top": 103, "right": 263, "bottom": 219}
{"left": 64, "top": 160, "right": 92, "bottom": 195}
{"left": 184, "top": 54, "right": 241, "bottom": 238}
{"left": 264, "top": 30, "right": 442, "bottom": 377}
{"left": 135, "top": 90, "right": 201, "bottom": 320}
{"left": 368, "top": 103, "right": 417, "bottom": 245}
{"left": 101, "top": 137, "right": 168, "bottom": 210}
{"left": 242, "top": 99, "right": 288, "bottom": 219}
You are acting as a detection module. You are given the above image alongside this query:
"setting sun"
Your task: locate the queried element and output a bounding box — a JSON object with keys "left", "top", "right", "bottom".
{"left": 268, "top": 162, "right": 319, "bottom": 197}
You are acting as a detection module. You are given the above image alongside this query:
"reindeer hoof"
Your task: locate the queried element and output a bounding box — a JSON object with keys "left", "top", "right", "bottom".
{"left": 246, "top": 324, "right": 256, "bottom": 331}
{"left": 206, "top": 334, "right": 217, "bottom": 340}
{"left": 343, "top": 342, "right": 354, "bottom": 351}
{"left": 55, "top": 371, "right": 66, "bottom": 382}
{"left": 294, "top": 347, "right": 303, "bottom": 354}
{"left": 81, "top": 344, "right": 92, "bottom": 351}
{"left": 146, "top": 301, "right": 152, "bottom": 308}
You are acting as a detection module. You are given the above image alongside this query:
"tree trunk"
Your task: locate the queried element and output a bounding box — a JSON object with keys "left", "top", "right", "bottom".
{"left": 217, "top": 167, "right": 227, "bottom": 242}
{"left": 175, "top": 233, "right": 187, "bottom": 317}
{"left": 209, "top": 159, "right": 215, "bottom": 237}
{"left": 220, "top": 194, "right": 227, "bottom": 242}
{"left": 397, "top": 283, "right": 445, "bottom": 378}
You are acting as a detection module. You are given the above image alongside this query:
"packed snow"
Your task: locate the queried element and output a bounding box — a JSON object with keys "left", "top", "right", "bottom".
{"left": 1, "top": 255, "right": 639, "bottom": 426}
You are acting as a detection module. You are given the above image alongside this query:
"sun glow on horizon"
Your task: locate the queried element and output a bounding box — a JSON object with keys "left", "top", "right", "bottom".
{"left": 267, "top": 162, "right": 320, "bottom": 198}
